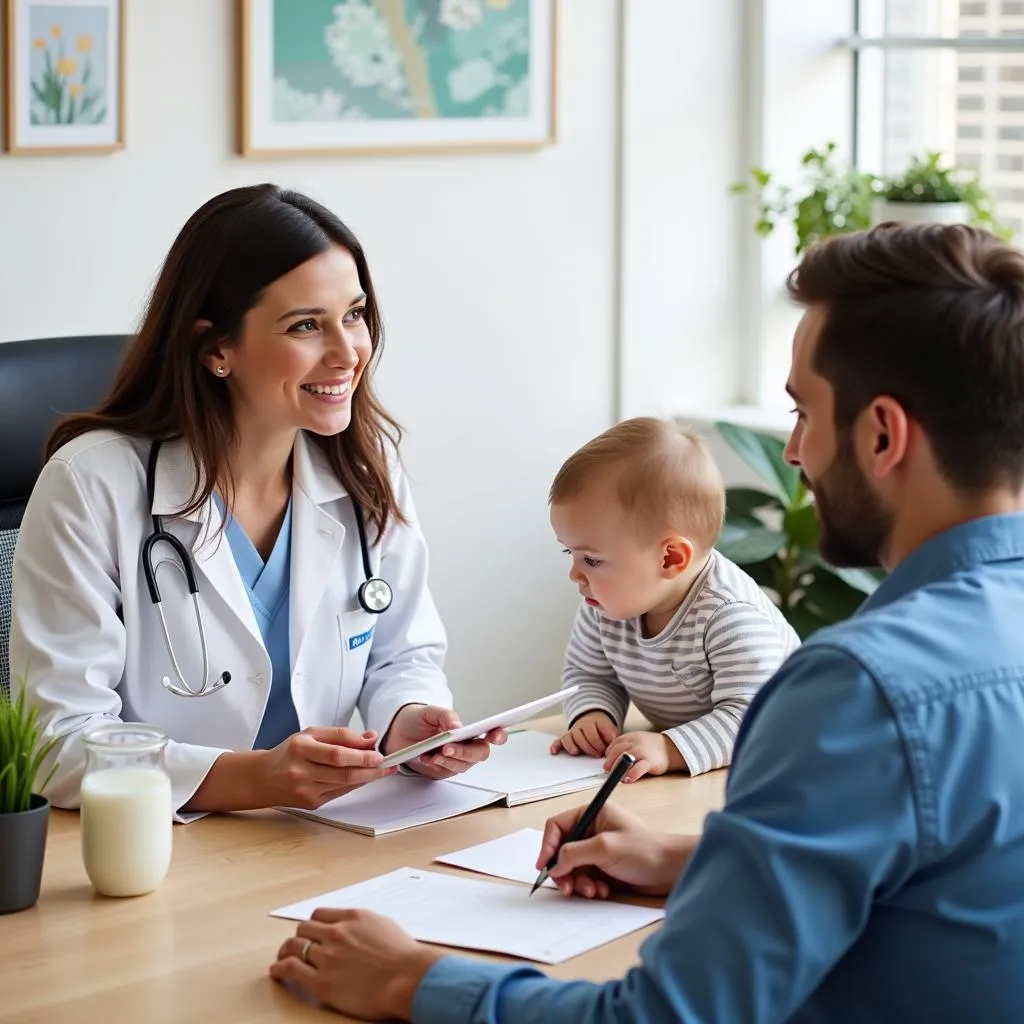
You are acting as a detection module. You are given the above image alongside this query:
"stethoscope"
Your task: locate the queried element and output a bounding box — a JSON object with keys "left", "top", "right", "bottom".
{"left": 142, "top": 440, "right": 394, "bottom": 698}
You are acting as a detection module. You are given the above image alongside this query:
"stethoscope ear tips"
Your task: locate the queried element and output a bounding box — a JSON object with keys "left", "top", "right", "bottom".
{"left": 161, "top": 672, "right": 231, "bottom": 698}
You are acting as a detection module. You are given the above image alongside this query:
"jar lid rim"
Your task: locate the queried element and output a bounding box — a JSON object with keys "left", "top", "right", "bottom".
{"left": 83, "top": 722, "right": 168, "bottom": 752}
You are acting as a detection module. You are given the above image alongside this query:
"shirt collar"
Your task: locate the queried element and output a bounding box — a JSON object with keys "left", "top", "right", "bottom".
{"left": 861, "top": 512, "right": 1024, "bottom": 613}
{"left": 292, "top": 430, "right": 347, "bottom": 507}
{"left": 150, "top": 437, "right": 204, "bottom": 521}
{"left": 151, "top": 431, "right": 347, "bottom": 522}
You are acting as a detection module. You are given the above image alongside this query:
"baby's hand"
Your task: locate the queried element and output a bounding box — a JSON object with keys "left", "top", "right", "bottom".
{"left": 550, "top": 710, "right": 620, "bottom": 758}
{"left": 602, "top": 732, "right": 687, "bottom": 783}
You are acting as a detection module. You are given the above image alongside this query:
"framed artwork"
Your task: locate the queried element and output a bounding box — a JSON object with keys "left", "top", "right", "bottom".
{"left": 237, "top": 0, "right": 556, "bottom": 157}
{"left": 3, "top": 0, "right": 125, "bottom": 153}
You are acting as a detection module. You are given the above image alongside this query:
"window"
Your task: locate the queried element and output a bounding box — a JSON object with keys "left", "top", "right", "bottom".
{"left": 744, "top": 2, "right": 1024, "bottom": 412}
{"left": 853, "top": 0, "right": 1024, "bottom": 241}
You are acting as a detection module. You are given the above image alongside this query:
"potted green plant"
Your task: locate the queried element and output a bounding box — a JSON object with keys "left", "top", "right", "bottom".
{"left": 730, "top": 142, "right": 878, "bottom": 255}
{"left": 733, "top": 143, "right": 1012, "bottom": 251}
{"left": 714, "top": 421, "right": 883, "bottom": 639}
{"left": 0, "top": 676, "right": 58, "bottom": 914}
{"left": 872, "top": 150, "right": 1009, "bottom": 237}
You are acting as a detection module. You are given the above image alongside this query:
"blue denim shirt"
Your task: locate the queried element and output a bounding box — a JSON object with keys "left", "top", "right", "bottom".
{"left": 414, "top": 513, "right": 1024, "bottom": 1023}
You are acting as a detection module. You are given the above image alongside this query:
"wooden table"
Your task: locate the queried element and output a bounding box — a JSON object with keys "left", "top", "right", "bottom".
{"left": 2, "top": 729, "right": 726, "bottom": 1022}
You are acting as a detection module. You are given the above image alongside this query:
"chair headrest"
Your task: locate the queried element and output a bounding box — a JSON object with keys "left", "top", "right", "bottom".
{"left": 0, "top": 335, "right": 128, "bottom": 505}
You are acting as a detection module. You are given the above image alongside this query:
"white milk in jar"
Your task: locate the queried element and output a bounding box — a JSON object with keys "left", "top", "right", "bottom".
{"left": 80, "top": 725, "right": 173, "bottom": 897}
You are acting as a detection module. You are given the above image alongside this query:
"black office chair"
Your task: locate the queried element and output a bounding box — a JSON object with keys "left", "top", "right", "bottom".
{"left": 0, "top": 335, "right": 128, "bottom": 697}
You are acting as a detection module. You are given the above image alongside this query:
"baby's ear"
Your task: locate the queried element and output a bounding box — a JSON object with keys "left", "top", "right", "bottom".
{"left": 661, "top": 536, "right": 694, "bottom": 577}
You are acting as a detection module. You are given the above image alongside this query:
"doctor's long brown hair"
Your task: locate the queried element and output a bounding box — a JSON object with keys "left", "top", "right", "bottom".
{"left": 46, "top": 184, "right": 405, "bottom": 538}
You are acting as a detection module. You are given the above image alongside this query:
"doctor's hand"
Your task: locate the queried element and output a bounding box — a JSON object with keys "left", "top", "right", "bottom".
{"left": 538, "top": 801, "right": 698, "bottom": 900}
{"left": 383, "top": 704, "right": 507, "bottom": 780}
{"left": 261, "top": 727, "right": 397, "bottom": 810}
{"left": 271, "top": 907, "right": 440, "bottom": 1022}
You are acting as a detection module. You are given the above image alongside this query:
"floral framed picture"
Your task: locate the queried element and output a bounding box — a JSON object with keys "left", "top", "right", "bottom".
{"left": 237, "top": 0, "right": 556, "bottom": 157}
{"left": 4, "top": 0, "right": 125, "bottom": 154}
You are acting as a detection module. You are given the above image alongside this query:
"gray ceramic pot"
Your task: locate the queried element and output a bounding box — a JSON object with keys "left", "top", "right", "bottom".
{"left": 0, "top": 793, "right": 49, "bottom": 914}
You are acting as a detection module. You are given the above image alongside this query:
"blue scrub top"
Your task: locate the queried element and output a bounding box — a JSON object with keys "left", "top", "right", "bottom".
{"left": 214, "top": 495, "right": 299, "bottom": 749}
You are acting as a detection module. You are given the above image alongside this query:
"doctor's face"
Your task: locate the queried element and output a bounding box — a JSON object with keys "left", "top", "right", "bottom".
{"left": 211, "top": 245, "right": 372, "bottom": 442}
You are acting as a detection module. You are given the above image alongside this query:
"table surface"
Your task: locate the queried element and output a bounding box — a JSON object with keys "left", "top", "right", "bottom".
{"left": 2, "top": 720, "right": 727, "bottom": 1022}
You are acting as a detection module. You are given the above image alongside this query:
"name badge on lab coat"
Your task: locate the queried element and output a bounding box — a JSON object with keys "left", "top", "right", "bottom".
{"left": 348, "top": 626, "right": 374, "bottom": 651}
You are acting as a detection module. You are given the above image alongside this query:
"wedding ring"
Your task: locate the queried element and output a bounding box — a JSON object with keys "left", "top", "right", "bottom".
{"left": 299, "top": 938, "right": 314, "bottom": 964}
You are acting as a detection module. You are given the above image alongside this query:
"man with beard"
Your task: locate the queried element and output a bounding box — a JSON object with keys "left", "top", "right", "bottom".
{"left": 271, "top": 223, "right": 1024, "bottom": 1023}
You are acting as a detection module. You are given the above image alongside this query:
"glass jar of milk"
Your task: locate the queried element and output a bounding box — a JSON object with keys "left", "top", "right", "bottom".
{"left": 80, "top": 724, "right": 173, "bottom": 898}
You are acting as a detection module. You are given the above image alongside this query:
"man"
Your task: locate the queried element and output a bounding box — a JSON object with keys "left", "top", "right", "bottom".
{"left": 270, "top": 223, "right": 1024, "bottom": 1022}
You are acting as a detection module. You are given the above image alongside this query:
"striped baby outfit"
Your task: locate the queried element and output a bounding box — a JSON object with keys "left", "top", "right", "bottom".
{"left": 562, "top": 551, "right": 801, "bottom": 774}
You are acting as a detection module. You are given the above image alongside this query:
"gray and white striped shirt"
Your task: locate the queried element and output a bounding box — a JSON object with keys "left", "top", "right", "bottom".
{"left": 562, "top": 551, "right": 800, "bottom": 775}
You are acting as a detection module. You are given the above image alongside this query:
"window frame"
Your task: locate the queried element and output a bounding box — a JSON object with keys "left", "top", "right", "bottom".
{"left": 847, "top": 0, "right": 1024, "bottom": 171}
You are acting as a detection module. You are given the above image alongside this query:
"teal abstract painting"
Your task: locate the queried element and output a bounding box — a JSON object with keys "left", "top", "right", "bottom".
{"left": 239, "top": 0, "right": 555, "bottom": 155}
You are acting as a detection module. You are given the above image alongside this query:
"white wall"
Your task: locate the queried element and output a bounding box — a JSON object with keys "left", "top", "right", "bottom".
{"left": 618, "top": 0, "right": 748, "bottom": 420}
{"left": 0, "top": 0, "right": 619, "bottom": 721}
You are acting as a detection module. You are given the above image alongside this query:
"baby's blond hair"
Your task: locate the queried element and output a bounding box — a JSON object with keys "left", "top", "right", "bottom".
{"left": 549, "top": 417, "right": 725, "bottom": 549}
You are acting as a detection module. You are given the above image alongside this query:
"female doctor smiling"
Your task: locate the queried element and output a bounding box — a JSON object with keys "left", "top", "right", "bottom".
{"left": 9, "top": 184, "right": 503, "bottom": 820}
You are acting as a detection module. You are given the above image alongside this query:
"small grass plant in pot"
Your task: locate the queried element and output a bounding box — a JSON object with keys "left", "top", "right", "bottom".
{"left": 714, "top": 422, "right": 883, "bottom": 639}
{"left": 0, "top": 676, "right": 57, "bottom": 914}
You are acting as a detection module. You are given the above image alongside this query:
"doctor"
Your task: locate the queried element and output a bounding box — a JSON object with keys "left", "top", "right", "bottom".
{"left": 10, "top": 184, "right": 503, "bottom": 820}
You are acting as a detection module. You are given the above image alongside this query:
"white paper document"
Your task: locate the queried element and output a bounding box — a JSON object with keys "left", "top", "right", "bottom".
{"left": 281, "top": 775, "right": 498, "bottom": 836}
{"left": 455, "top": 730, "right": 607, "bottom": 804}
{"left": 435, "top": 828, "right": 556, "bottom": 888}
{"left": 269, "top": 866, "right": 664, "bottom": 964}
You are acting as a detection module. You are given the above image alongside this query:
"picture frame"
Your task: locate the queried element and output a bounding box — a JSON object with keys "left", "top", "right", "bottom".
{"left": 237, "top": 0, "right": 557, "bottom": 157}
{"left": 4, "top": 0, "right": 125, "bottom": 154}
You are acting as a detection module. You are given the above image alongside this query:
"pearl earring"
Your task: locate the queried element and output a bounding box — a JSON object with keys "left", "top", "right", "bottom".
{"left": 215, "top": 366, "right": 226, "bottom": 377}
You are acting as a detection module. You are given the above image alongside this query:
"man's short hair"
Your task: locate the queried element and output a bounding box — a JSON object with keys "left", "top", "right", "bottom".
{"left": 787, "top": 222, "right": 1024, "bottom": 493}
{"left": 549, "top": 417, "right": 725, "bottom": 549}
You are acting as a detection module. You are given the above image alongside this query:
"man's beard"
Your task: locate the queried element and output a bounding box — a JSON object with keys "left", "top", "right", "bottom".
{"left": 802, "top": 434, "right": 892, "bottom": 568}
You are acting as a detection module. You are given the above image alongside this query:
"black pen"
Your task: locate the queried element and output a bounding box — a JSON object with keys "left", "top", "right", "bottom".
{"left": 529, "top": 752, "right": 636, "bottom": 896}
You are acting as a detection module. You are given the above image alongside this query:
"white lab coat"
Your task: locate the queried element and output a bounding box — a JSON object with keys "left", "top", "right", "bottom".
{"left": 9, "top": 429, "right": 451, "bottom": 819}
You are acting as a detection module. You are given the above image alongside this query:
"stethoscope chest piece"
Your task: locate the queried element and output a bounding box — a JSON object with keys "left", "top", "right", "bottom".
{"left": 352, "top": 501, "right": 392, "bottom": 614}
{"left": 358, "top": 576, "right": 393, "bottom": 614}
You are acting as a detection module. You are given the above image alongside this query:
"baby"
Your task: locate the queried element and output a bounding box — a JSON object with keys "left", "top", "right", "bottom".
{"left": 550, "top": 417, "right": 800, "bottom": 781}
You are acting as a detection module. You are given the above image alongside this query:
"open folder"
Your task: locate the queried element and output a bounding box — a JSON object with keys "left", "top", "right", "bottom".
{"left": 281, "top": 730, "right": 608, "bottom": 836}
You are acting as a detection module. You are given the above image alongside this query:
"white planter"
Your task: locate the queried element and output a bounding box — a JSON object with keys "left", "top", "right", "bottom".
{"left": 871, "top": 199, "right": 970, "bottom": 227}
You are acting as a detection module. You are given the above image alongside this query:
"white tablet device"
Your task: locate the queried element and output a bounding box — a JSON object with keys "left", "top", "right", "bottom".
{"left": 378, "top": 686, "right": 581, "bottom": 769}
